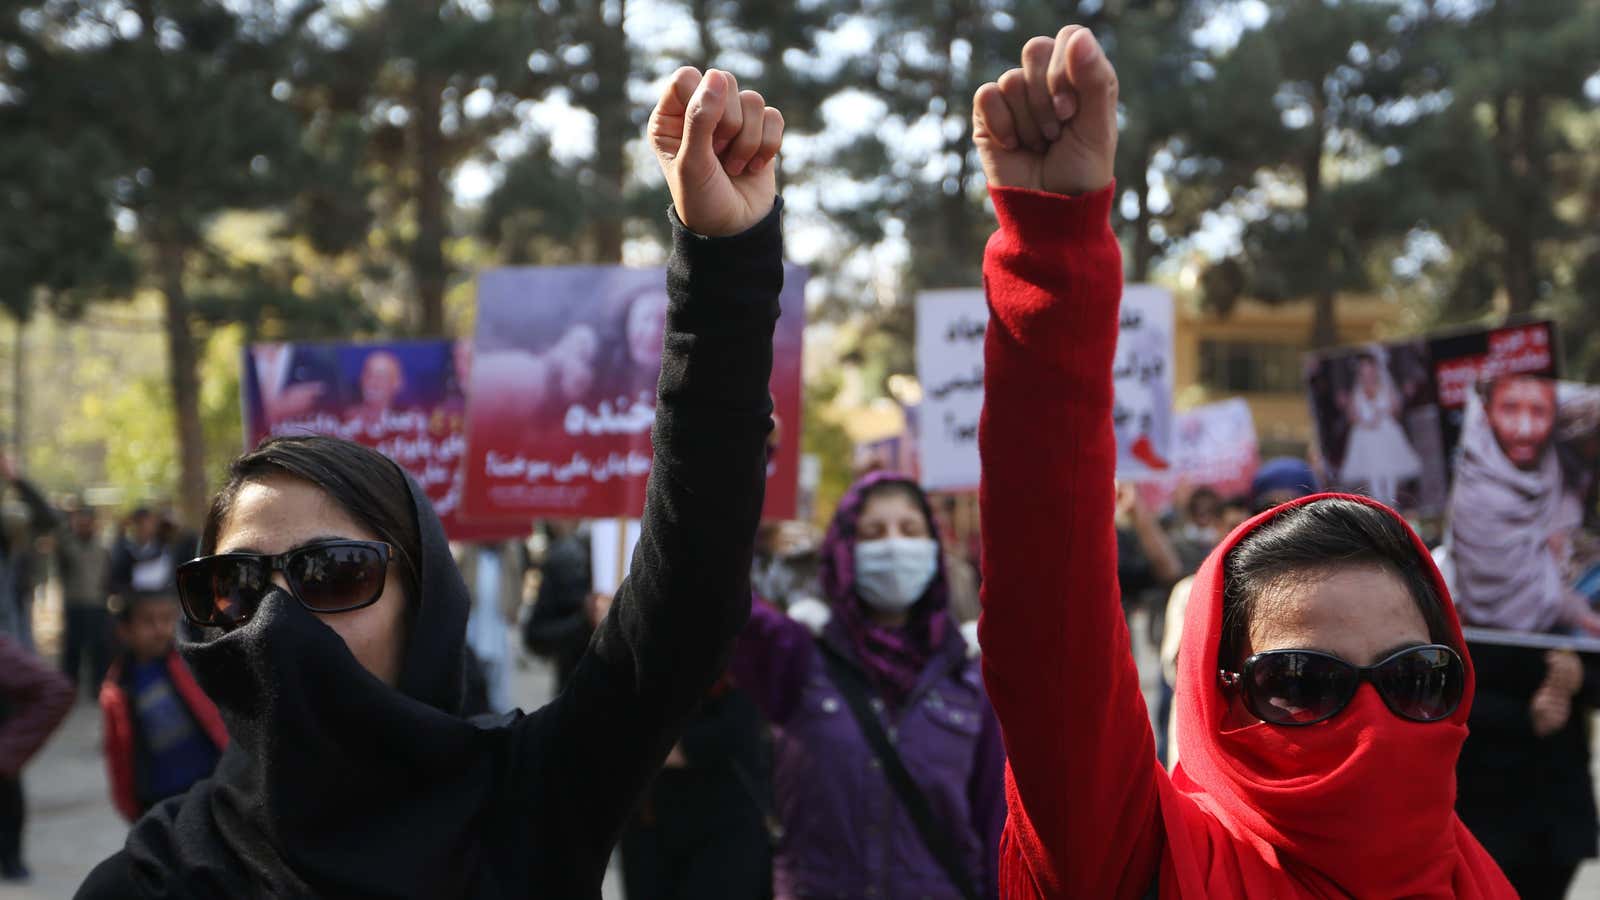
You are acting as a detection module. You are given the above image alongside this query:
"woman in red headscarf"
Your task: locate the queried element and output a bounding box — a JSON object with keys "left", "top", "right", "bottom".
{"left": 970, "top": 25, "right": 1516, "bottom": 899}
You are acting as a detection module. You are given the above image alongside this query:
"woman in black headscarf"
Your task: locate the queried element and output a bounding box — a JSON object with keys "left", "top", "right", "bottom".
{"left": 76, "top": 65, "right": 788, "bottom": 900}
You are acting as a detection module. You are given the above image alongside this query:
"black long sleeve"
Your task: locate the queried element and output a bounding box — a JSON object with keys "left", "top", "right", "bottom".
{"left": 509, "top": 200, "right": 783, "bottom": 895}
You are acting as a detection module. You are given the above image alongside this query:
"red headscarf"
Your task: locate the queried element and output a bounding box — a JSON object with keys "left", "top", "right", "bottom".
{"left": 1156, "top": 492, "right": 1515, "bottom": 898}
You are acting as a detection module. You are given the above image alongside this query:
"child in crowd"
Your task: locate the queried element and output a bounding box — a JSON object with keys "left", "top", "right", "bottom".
{"left": 99, "top": 592, "right": 226, "bottom": 822}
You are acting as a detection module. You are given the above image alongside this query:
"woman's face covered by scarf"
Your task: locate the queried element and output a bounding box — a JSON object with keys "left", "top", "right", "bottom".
{"left": 853, "top": 487, "right": 939, "bottom": 615}
{"left": 1223, "top": 565, "right": 1432, "bottom": 727}
{"left": 1175, "top": 495, "right": 1477, "bottom": 893}
{"left": 1486, "top": 375, "right": 1556, "bottom": 470}
{"left": 211, "top": 473, "right": 409, "bottom": 685}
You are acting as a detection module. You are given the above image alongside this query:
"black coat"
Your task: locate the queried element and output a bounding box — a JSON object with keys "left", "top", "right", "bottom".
{"left": 523, "top": 534, "right": 593, "bottom": 690}
{"left": 621, "top": 687, "right": 773, "bottom": 900}
{"left": 75, "top": 202, "right": 785, "bottom": 900}
{"left": 1455, "top": 641, "right": 1600, "bottom": 868}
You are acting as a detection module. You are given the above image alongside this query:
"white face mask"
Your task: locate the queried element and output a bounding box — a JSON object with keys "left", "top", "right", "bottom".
{"left": 854, "top": 537, "right": 939, "bottom": 613}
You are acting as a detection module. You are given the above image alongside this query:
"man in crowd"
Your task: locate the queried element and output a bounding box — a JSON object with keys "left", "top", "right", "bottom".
{"left": 58, "top": 503, "right": 113, "bottom": 698}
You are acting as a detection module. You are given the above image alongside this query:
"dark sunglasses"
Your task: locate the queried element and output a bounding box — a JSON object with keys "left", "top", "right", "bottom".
{"left": 1219, "top": 643, "right": 1464, "bottom": 726}
{"left": 177, "top": 539, "right": 393, "bottom": 630}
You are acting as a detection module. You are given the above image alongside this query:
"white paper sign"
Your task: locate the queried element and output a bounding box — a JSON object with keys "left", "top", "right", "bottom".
{"left": 916, "top": 290, "right": 989, "bottom": 491}
{"left": 1113, "top": 285, "right": 1176, "bottom": 480}
{"left": 914, "top": 285, "right": 1175, "bottom": 489}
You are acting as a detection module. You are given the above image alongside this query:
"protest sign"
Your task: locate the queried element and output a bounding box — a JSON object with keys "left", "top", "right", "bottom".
{"left": 915, "top": 289, "right": 987, "bottom": 491}
{"left": 463, "top": 264, "right": 806, "bottom": 521}
{"left": 1140, "top": 399, "right": 1260, "bottom": 512}
{"left": 241, "top": 339, "right": 529, "bottom": 542}
{"left": 1305, "top": 340, "right": 1448, "bottom": 512}
{"left": 1114, "top": 286, "right": 1176, "bottom": 479}
{"left": 915, "top": 286, "right": 1175, "bottom": 490}
{"left": 1427, "top": 321, "right": 1559, "bottom": 464}
{"left": 1445, "top": 376, "right": 1600, "bottom": 651}
{"left": 1305, "top": 321, "right": 1557, "bottom": 513}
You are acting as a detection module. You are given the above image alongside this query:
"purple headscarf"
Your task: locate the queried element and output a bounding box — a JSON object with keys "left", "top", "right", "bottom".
{"left": 819, "top": 471, "right": 951, "bottom": 706}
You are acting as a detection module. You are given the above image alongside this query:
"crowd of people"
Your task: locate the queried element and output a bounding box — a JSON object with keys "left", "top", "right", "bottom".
{"left": 0, "top": 461, "right": 206, "bottom": 882}
{"left": 0, "top": 20, "right": 1591, "bottom": 900}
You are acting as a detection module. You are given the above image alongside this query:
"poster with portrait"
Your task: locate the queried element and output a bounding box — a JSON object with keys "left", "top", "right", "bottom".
{"left": 914, "top": 285, "right": 1174, "bottom": 490}
{"left": 1305, "top": 340, "right": 1449, "bottom": 512}
{"left": 1445, "top": 376, "right": 1600, "bottom": 651}
{"left": 463, "top": 264, "right": 807, "bottom": 521}
{"left": 241, "top": 339, "right": 530, "bottom": 542}
{"left": 1426, "top": 321, "right": 1559, "bottom": 466}
{"left": 1305, "top": 321, "right": 1558, "bottom": 514}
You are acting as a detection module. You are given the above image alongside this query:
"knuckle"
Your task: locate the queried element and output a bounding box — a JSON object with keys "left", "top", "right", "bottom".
{"left": 1023, "top": 35, "right": 1054, "bottom": 59}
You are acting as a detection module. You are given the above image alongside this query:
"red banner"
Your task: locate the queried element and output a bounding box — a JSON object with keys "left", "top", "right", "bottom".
{"left": 241, "top": 339, "right": 531, "bottom": 542}
{"left": 463, "top": 264, "right": 806, "bottom": 521}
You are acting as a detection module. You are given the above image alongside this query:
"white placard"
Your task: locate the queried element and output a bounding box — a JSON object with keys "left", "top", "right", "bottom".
{"left": 916, "top": 290, "right": 989, "bottom": 491}
{"left": 914, "top": 285, "right": 1175, "bottom": 489}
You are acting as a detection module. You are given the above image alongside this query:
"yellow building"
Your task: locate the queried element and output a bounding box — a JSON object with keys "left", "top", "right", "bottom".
{"left": 1172, "top": 295, "right": 1407, "bottom": 458}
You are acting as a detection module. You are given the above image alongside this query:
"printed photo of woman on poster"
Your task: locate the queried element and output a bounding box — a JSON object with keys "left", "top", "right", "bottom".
{"left": 1448, "top": 375, "right": 1600, "bottom": 638}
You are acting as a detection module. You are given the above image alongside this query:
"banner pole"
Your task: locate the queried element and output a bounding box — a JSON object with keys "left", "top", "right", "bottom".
{"left": 614, "top": 517, "right": 628, "bottom": 591}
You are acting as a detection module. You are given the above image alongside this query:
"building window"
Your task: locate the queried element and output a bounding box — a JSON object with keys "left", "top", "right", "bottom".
{"left": 1198, "top": 340, "right": 1304, "bottom": 393}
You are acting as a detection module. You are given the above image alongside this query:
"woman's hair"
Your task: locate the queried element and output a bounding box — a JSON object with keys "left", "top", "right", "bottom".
{"left": 1221, "top": 497, "right": 1453, "bottom": 666}
{"left": 200, "top": 436, "right": 423, "bottom": 603}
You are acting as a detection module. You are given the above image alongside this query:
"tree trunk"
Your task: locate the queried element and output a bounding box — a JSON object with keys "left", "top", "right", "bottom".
{"left": 1130, "top": 143, "right": 1155, "bottom": 282}
{"left": 1497, "top": 90, "right": 1542, "bottom": 316}
{"left": 932, "top": 0, "right": 978, "bottom": 287}
{"left": 10, "top": 318, "right": 23, "bottom": 463}
{"left": 590, "top": 0, "right": 630, "bottom": 264}
{"left": 1304, "top": 96, "right": 1339, "bottom": 349}
{"left": 691, "top": 0, "right": 719, "bottom": 61}
{"left": 157, "top": 244, "right": 208, "bottom": 528}
{"left": 412, "top": 75, "right": 449, "bottom": 335}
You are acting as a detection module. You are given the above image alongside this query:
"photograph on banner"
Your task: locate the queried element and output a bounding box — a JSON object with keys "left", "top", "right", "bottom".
{"left": 1426, "top": 320, "right": 1558, "bottom": 466}
{"left": 1137, "top": 398, "right": 1260, "bottom": 514}
{"left": 914, "top": 286, "right": 1174, "bottom": 490}
{"left": 464, "top": 264, "right": 806, "bottom": 521}
{"left": 1305, "top": 340, "right": 1447, "bottom": 512}
{"left": 1445, "top": 376, "right": 1600, "bottom": 651}
{"left": 242, "top": 338, "right": 528, "bottom": 542}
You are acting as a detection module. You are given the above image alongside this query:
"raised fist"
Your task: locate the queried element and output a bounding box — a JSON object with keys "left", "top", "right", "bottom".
{"left": 973, "top": 26, "right": 1118, "bottom": 196}
{"left": 649, "top": 67, "right": 784, "bottom": 237}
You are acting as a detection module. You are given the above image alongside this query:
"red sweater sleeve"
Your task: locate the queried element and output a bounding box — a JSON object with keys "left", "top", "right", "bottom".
{"left": 977, "top": 184, "right": 1164, "bottom": 899}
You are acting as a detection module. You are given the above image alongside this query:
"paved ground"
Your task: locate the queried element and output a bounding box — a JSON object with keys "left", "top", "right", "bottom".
{"left": 2, "top": 604, "right": 1596, "bottom": 898}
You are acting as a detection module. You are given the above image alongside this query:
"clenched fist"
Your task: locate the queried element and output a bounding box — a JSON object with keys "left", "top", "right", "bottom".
{"left": 649, "top": 67, "right": 785, "bottom": 237}
{"left": 973, "top": 26, "right": 1118, "bottom": 196}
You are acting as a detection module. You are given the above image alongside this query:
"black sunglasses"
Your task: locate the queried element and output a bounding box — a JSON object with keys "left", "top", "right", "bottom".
{"left": 177, "top": 539, "right": 393, "bottom": 630}
{"left": 1219, "top": 643, "right": 1464, "bottom": 726}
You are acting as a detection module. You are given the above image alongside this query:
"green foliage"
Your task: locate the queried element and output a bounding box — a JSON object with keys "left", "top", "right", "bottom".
{"left": 3, "top": 0, "right": 1598, "bottom": 512}
{"left": 800, "top": 367, "right": 857, "bottom": 528}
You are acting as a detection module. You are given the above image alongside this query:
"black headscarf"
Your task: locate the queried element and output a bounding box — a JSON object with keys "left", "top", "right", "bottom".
{"left": 123, "top": 470, "right": 518, "bottom": 899}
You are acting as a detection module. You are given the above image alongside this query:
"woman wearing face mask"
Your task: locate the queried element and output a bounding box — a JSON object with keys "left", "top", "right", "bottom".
{"left": 732, "top": 471, "right": 1006, "bottom": 900}
{"left": 971, "top": 26, "right": 1515, "bottom": 897}
{"left": 75, "top": 66, "right": 787, "bottom": 900}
